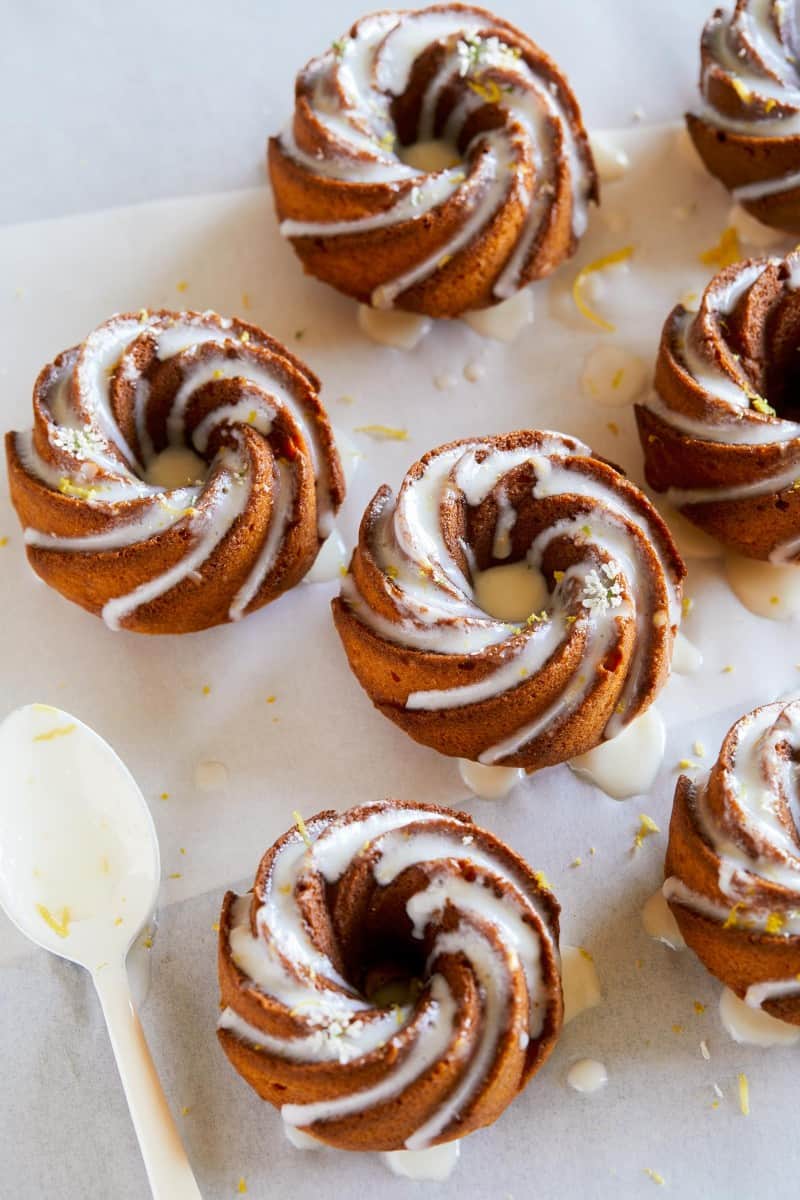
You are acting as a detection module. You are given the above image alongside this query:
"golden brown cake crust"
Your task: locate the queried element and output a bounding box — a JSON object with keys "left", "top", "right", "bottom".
{"left": 686, "top": 1, "right": 800, "bottom": 233}
{"left": 269, "top": 5, "right": 597, "bottom": 317}
{"left": 217, "top": 800, "right": 562, "bottom": 1151}
{"left": 5, "top": 310, "right": 345, "bottom": 634}
{"left": 636, "top": 252, "right": 800, "bottom": 562}
{"left": 332, "top": 431, "right": 685, "bottom": 770}
{"left": 665, "top": 700, "right": 800, "bottom": 1024}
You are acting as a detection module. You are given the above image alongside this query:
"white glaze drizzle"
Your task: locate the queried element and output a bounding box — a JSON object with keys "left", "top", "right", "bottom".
{"left": 277, "top": 10, "right": 593, "bottom": 306}
{"left": 15, "top": 312, "right": 338, "bottom": 628}
{"left": 664, "top": 700, "right": 800, "bottom": 1008}
{"left": 340, "top": 434, "right": 680, "bottom": 764}
{"left": 220, "top": 804, "right": 558, "bottom": 1148}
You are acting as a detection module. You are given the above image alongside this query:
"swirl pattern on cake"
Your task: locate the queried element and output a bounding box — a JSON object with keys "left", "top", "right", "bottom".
{"left": 332, "top": 432, "right": 685, "bottom": 769}
{"left": 636, "top": 251, "right": 800, "bottom": 562}
{"left": 5, "top": 310, "right": 345, "bottom": 634}
{"left": 664, "top": 700, "right": 800, "bottom": 1024}
{"left": 687, "top": 0, "right": 800, "bottom": 232}
{"left": 217, "top": 800, "right": 562, "bottom": 1151}
{"left": 268, "top": 5, "right": 598, "bottom": 317}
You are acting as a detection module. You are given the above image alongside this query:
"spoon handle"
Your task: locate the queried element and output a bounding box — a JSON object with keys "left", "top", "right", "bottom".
{"left": 93, "top": 963, "right": 202, "bottom": 1199}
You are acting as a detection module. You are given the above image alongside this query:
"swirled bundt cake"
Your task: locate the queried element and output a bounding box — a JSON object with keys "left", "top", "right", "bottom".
{"left": 636, "top": 251, "right": 800, "bottom": 562}
{"left": 217, "top": 800, "right": 562, "bottom": 1151}
{"left": 5, "top": 310, "right": 345, "bottom": 634}
{"left": 687, "top": 0, "right": 800, "bottom": 232}
{"left": 332, "top": 431, "right": 685, "bottom": 770}
{"left": 268, "top": 5, "right": 598, "bottom": 318}
{"left": 664, "top": 700, "right": 800, "bottom": 1024}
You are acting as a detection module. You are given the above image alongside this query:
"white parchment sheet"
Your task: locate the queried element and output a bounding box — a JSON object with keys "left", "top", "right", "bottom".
{"left": 1, "top": 126, "right": 798, "bottom": 1198}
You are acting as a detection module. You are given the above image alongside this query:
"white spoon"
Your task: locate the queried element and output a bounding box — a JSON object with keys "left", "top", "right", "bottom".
{"left": 0, "top": 704, "right": 201, "bottom": 1199}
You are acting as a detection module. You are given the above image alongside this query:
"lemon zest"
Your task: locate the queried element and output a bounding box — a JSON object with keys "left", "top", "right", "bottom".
{"left": 571, "top": 245, "right": 634, "bottom": 332}
{"left": 738, "top": 1072, "right": 750, "bottom": 1116}
{"left": 36, "top": 904, "right": 71, "bottom": 938}
{"left": 468, "top": 78, "right": 502, "bottom": 104}
{"left": 33, "top": 723, "right": 76, "bottom": 742}
{"left": 699, "top": 226, "right": 742, "bottom": 269}
{"left": 293, "top": 810, "right": 313, "bottom": 848}
{"left": 633, "top": 813, "right": 660, "bottom": 851}
{"left": 354, "top": 424, "right": 409, "bottom": 441}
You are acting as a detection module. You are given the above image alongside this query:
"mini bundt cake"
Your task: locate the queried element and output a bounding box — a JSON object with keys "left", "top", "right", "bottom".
{"left": 5, "top": 310, "right": 345, "bottom": 634}
{"left": 331, "top": 431, "right": 685, "bottom": 769}
{"left": 636, "top": 251, "right": 800, "bottom": 562}
{"left": 268, "top": 5, "right": 598, "bottom": 318}
{"left": 687, "top": 0, "right": 800, "bottom": 233}
{"left": 664, "top": 700, "right": 800, "bottom": 1024}
{"left": 217, "top": 800, "right": 562, "bottom": 1151}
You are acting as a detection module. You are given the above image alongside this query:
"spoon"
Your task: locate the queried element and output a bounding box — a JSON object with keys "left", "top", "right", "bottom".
{"left": 0, "top": 704, "right": 201, "bottom": 1199}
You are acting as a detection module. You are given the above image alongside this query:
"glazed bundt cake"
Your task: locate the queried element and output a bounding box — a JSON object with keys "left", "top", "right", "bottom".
{"left": 332, "top": 431, "right": 685, "bottom": 769}
{"left": 636, "top": 251, "right": 800, "bottom": 562}
{"left": 268, "top": 5, "right": 598, "bottom": 318}
{"left": 5, "top": 310, "right": 345, "bottom": 634}
{"left": 687, "top": 0, "right": 800, "bottom": 233}
{"left": 217, "top": 800, "right": 562, "bottom": 1151}
{"left": 664, "top": 700, "right": 800, "bottom": 1024}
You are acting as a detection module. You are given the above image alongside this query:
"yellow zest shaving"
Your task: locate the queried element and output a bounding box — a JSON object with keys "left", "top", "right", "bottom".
{"left": 293, "top": 810, "right": 312, "bottom": 848}
{"left": 0, "top": 536, "right": 8, "bottom": 547}
{"left": 468, "top": 78, "right": 502, "bottom": 104}
{"left": 699, "top": 226, "right": 742, "bottom": 269}
{"left": 738, "top": 1072, "right": 750, "bottom": 1116}
{"left": 437, "top": 253, "right": 453, "bottom": 268}
{"left": 385, "top": 565, "right": 399, "bottom": 579}
{"left": 607, "top": 421, "right": 619, "bottom": 435}
{"left": 770, "top": 595, "right": 780, "bottom": 606}
{"left": 730, "top": 77, "right": 752, "bottom": 103}
{"left": 672, "top": 1023, "right": 684, "bottom": 1034}
{"left": 751, "top": 395, "right": 777, "bottom": 416}
{"left": 679, "top": 759, "right": 699, "bottom": 771}
{"left": 114, "top": 917, "right": 123, "bottom": 927}
{"left": 578, "top": 946, "right": 594, "bottom": 962}
{"left": 570, "top": 857, "right": 582, "bottom": 869}
{"left": 202, "top": 685, "right": 211, "bottom": 695}
{"left": 266, "top": 695, "right": 276, "bottom": 704}
{"left": 211, "top": 922, "right": 220, "bottom": 933}
{"left": 765, "top": 912, "right": 786, "bottom": 934}
{"left": 33, "top": 723, "right": 76, "bottom": 742}
{"left": 644, "top": 1169, "right": 665, "bottom": 1186}
{"left": 354, "top": 424, "right": 409, "bottom": 441}
{"left": 212, "top": 369, "right": 224, "bottom": 380}
{"left": 36, "top": 904, "right": 71, "bottom": 938}
{"left": 571, "top": 245, "right": 634, "bottom": 332}
{"left": 722, "top": 665, "right": 735, "bottom": 674}
{"left": 378, "top": 131, "right": 395, "bottom": 151}
{"left": 240, "top": 331, "right": 250, "bottom": 343}
{"left": 611, "top": 367, "right": 625, "bottom": 389}
{"left": 682, "top": 595, "right": 694, "bottom": 617}
{"left": 58, "top": 477, "right": 98, "bottom": 501}
{"left": 723, "top": 902, "right": 744, "bottom": 930}
{"left": 533, "top": 869, "right": 551, "bottom": 891}
{"left": 633, "top": 814, "right": 660, "bottom": 850}
{"left": 238, "top": 1179, "right": 248, "bottom": 1195}
{"left": 553, "top": 570, "right": 565, "bottom": 582}
{"left": 694, "top": 1001, "right": 706, "bottom": 1014}
{"left": 176, "top": 280, "right": 188, "bottom": 293}
{"left": 160, "top": 792, "right": 169, "bottom": 800}
{"left": 168, "top": 872, "right": 182, "bottom": 880}
{"left": 278, "top": 883, "right": 292, "bottom": 896}
{"left": 143, "top": 936, "right": 153, "bottom": 949}
{"left": 181, "top": 1106, "right": 191, "bottom": 1116}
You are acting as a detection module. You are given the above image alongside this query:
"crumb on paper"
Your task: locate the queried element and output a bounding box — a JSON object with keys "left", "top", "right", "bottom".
{"left": 295, "top": 329, "right": 305, "bottom": 340}
{"left": 700, "top": 1039, "right": 710, "bottom": 1060}
{"left": 570, "top": 857, "right": 582, "bottom": 868}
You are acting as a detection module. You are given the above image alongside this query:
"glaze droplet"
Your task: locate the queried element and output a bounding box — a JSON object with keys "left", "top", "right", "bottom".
{"left": 458, "top": 758, "right": 524, "bottom": 800}
{"left": 357, "top": 304, "right": 431, "bottom": 350}
{"left": 569, "top": 708, "right": 665, "bottom": 799}
{"left": 462, "top": 288, "right": 534, "bottom": 342}
{"left": 382, "top": 1140, "right": 461, "bottom": 1182}
{"left": 642, "top": 889, "right": 686, "bottom": 950}
{"left": 567, "top": 1058, "right": 608, "bottom": 1093}
{"left": 719, "top": 987, "right": 800, "bottom": 1047}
